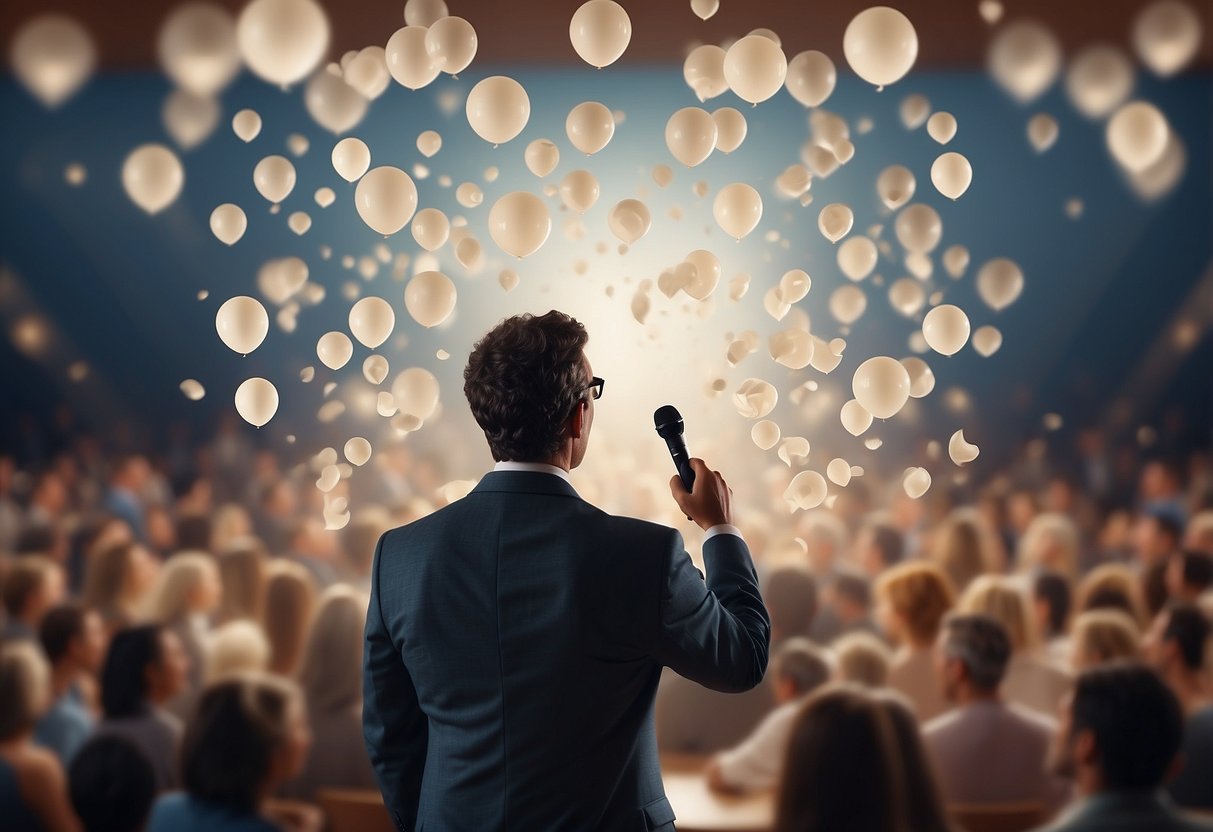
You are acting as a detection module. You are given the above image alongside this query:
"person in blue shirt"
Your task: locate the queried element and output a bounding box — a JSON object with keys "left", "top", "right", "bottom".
{"left": 35, "top": 604, "right": 107, "bottom": 764}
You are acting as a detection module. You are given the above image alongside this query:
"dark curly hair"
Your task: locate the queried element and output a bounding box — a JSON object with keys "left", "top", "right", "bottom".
{"left": 463, "top": 311, "right": 590, "bottom": 462}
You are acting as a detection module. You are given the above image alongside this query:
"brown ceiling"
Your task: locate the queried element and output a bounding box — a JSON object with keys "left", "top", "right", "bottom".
{"left": 2, "top": 0, "right": 1210, "bottom": 71}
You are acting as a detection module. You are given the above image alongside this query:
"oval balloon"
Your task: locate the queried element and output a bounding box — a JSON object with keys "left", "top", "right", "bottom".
{"left": 404, "top": 271, "right": 457, "bottom": 327}
{"left": 237, "top": 0, "right": 329, "bottom": 86}
{"left": 488, "top": 191, "right": 552, "bottom": 258}
{"left": 123, "top": 144, "right": 184, "bottom": 214}
{"left": 843, "top": 6, "right": 918, "bottom": 89}
{"left": 569, "top": 0, "right": 632, "bottom": 68}
{"left": 852, "top": 356, "right": 911, "bottom": 419}
{"left": 216, "top": 296, "right": 269, "bottom": 354}
{"left": 922, "top": 304, "right": 971, "bottom": 355}
{"left": 234, "top": 377, "right": 278, "bottom": 427}
{"left": 348, "top": 296, "right": 395, "bottom": 348}
{"left": 665, "top": 107, "right": 717, "bottom": 167}
{"left": 466, "top": 76, "right": 530, "bottom": 145}
{"left": 566, "top": 101, "right": 615, "bottom": 155}
{"left": 355, "top": 166, "right": 418, "bottom": 235}
{"left": 713, "top": 183, "right": 762, "bottom": 240}
{"left": 722, "top": 34, "right": 787, "bottom": 104}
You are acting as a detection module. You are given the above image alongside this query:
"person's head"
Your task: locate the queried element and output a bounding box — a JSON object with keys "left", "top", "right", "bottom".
{"left": 930, "top": 510, "right": 992, "bottom": 595}
{"left": 1166, "top": 550, "right": 1213, "bottom": 602}
{"left": 30, "top": 469, "right": 68, "bottom": 514}
{"left": 762, "top": 565, "right": 818, "bottom": 644}
{"left": 297, "top": 585, "right": 368, "bottom": 713}
{"left": 873, "top": 691, "right": 954, "bottom": 832}
{"left": 831, "top": 631, "right": 891, "bottom": 688}
{"left": 100, "top": 624, "right": 190, "bottom": 717}
{"left": 1, "top": 555, "right": 64, "bottom": 626}
{"left": 1071, "top": 609, "right": 1141, "bottom": 671}
{"left": 16, "top": 523, "right": 67, "bottom": 562}
{"left": 211, "top": 504, "right": 253, "bottom": 555}
{"left": 799, "top": 513, "right": 848, "bottom": 577}
{"left": 936, "top": 613, "right": 1012, "bottom": 702}
{"left": 217, "top": 539, "right": 268, "bottom": 624}
{"left": 39, "top": 604, "right": 107, "bottom": 675}
{"left": 0, "top": 641, "right": 51, "bottom": 741}
{"left": 958, "top": 574, "right": 1037, "bottom": 652}
{"left": 83, "top": 541, "right": 160, "bottom": 619}
{"left": 141, "top": 551, "right": 221, "bottom": 623}
{"left": 1185, "top": 510, "right": 1213, "bottom": 555}
{"left": 1017, "top": 512, "right": 1080, "bottom": 582}
{"left": 1049, "top": 661, "right": 1183, "bottom": 796}
{"left": 1144, "top": 601, "right": 1211, "bottom": 679}
{"left": 110, "top": 455, "right": 150, "bottom": 491}
{"left": 264, "top": 560, "right": 317, "bottom": 676}
{"left": 1032, "top": 569, "right": 1072, "bottom": 641}
{"left": 827, "top": 568, "right": 871, "bottom": 627}
{"left": 771, "top": 638, "right": 832, "bottom": 704}
{"left": 342, "top": 507, "right": 392, "bottom": 578}
{"left": 463, "top": 311, "right": 595, "bottom": 467}
{"left": 205, "top": 620, "right": 270, "bottom": 684}
{"left": 174, "top": 513, "right": 213, "bottom": 554}
{"left": 854, "top": 520, "right": 904, "bottom": 579}
{"left": 1133, "top": 509, "right": 1184, "bottom": 565}
{"left": 1075, "top": 563, "right": 1149, "bottom": 629}
{"left": 875, "top": 562, "right": 956, "bottom": 649}
{"left": 68, "top": 736, "right": 156, "bottom": 832}
{"left": 181, "top": 674, "right": 311, "bottom": 812}
{"left": 1140, "top": 458, "right": 1183, "bottom": 501}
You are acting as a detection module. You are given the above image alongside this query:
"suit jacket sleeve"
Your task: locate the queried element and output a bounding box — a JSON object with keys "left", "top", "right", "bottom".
{"left": 652, "top": 530, "right": 770, "bottom": 693}
{"left": 362, "top": 532, "right": 427, "bottom": 831}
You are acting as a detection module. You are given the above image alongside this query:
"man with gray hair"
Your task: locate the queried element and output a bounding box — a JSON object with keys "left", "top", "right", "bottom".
{"left": 925, "top": 613, "right": 1068, "bottom": 809}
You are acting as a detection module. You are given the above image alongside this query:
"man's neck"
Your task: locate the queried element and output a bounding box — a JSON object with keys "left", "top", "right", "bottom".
{"left": 1169, "top": 667, "right": 1210, "bottom": 714}
{"left": 50, "top": 662, "right": 78, "bottom": 699}
{"left": 955, "top": 687, "right": 1000, "bottom": 707}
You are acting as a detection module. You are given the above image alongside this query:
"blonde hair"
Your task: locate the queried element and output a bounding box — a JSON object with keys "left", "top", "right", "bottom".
{"left": 929, "top": 509, "right": 995, "bottom": 595}
{"left": 832, "top": 632, "right": 891, "bottom": 688}
{"left": 0, "top": 641, "right": 50, "bottom": 740}
{"left": 211, "top": 504, "right": 253, "bottom": 555}
{"left": 875, "top": 562, "right": 956, "bottom": 645}
{"left": 1017, "top": 513, "right": 1081, "bottom": 582}
{"left": 297, "top": 585, "right": 369, "bottom": 714}
{"left": 1072, "top": 609, "right": 1141, "bottom": 670}
{"left": 959, "top": 575, "right": 1037, "bottom": 651}
{"left": 83, "top": 541, "right": 139, "bottom": 617}
{"left": 1075, "top": 563, "right": 1148, "bottom": 629}
{"left": 217, "top": 539, "right": 267, "bottom": 625}
{"left": 206, "top": 620, "right": 270, "bottom": 684}
{"left": 264, "top": 560, "right": 317, "bottom": 677}
{"left": 141, "top": 552, "right": 217, "bottom": 624}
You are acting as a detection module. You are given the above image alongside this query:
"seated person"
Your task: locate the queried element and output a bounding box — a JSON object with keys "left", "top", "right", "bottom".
{"left": 832, "top": 631, "right": 891, "bottom": 688}
{"left": 825, "top": 567, "right": 880, "bottom": 639}
{"left": 69, "top": 735, "right": 156, "bottom": 832}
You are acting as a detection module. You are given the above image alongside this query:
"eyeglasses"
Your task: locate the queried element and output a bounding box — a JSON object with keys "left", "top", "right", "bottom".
{"left": 584, "top": 376, "right": 605, "bottom": 400}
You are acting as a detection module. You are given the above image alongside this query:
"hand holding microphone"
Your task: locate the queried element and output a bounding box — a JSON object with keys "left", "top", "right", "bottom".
{"left": 655, "top": 405, "right": 734, "bottom": 531}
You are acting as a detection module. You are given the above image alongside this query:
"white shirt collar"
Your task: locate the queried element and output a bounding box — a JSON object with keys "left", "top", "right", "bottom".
{"left": 493, "top": 461, "right": 572, "bottom": 484}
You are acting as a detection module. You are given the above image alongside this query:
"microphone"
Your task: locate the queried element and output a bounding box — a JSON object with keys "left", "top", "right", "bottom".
{"left": 654, "top": 405, "right": 696, "bottom": 493}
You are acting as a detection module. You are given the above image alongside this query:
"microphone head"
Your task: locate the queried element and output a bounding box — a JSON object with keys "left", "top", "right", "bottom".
{"left": 654, "top": 405, "right": 684, "bottom": 439}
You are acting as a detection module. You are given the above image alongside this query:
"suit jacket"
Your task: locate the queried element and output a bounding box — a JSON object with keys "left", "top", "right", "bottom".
{"left": 1032, "top": 791, "right": 1213, "bottom": 832}
{"left": 363, "top": 470, "right": 770, "bottom": 832}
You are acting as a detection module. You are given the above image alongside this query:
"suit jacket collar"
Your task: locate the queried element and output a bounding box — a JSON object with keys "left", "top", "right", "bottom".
{"left": 1058, "top": 790, "right": 1175, "bottom": 826}
{"left": 471, "top": 470, "right": 581, "bottom": 499}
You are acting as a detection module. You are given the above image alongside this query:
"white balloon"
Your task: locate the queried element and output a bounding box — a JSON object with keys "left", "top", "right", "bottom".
{"left": 976, "top": 257, "right": 1024, "bottom": 311}
{"left": 566, "top": 101, "right": 615, "bottom": 155}
{"left": 1065, "top": 46, "right": 1134, "bottom": 119}
{"left": 305, "top": 69, "right": 367, "bottom": 133}
{"left": 215, "top": 296, "right": 269, "bottom": 354}
{"left": 769, "top": 329, "right": 814, "bottom": 369}
{"left": 122, "top": 144, "right": 184, "bottom": 214}
{"left": 1027, "top": 113, "right": 1059, "bottom": 152}
{"left": 733, "top": 378, "right": 778, "bottom": 419}
{"left": 827, "top": 458, "right": 852, "bottom": 487}
{"left": 344, "top": 437, "right": 372, "bottom": 466}
{"left": 752, "top": 420, "right": 781, "bottom": 450}
{"left": 877, "top": 165, "right": 916, "bottom": 210}
{"left": 1133, "top": 0, "right": 1202, "bottom": 77}
{"left": 158, "top": 3, "right": 241, "bottom": 96}
{"left": 363, "top": 355, "right": 390, "bottom": 385}
{"left": 785, "top": 471, "right": 827, "bottom": 512}
{"left": 404, "top": 0, "right": 448, "bottom": 27}
{"left": 683, "top": 250, "right": 722, "bottom": 300}
{"left": 559, "top": 170, "right": 600, "bottom": 213}
{"left": 779, "top": 269, "right": 811, "bottom": 303}
{"left": 354, "top": 166, "right": 418, "bottom": 235}
{"left": 234, "top": 378, "right": 278, "bottom": 427}
{"left": 922, "top": 304, "right": 971, "bottom": 356}
{"left": 253, "top": 155, "right": 296, "bottom": 204}
{"left": 972, "top": 325, "right": 1003, "bottom": 357}
{"left": 314, "top": 187, "right": 336, "bottom": 208}
{"left": 926, "top": 111, "right": 957, "bottom": 144}
{"left": 608, "top": 199, "right": 652, "bottom": 244}
{"left": 785, "top": 50, "right": 836, "bottom": 107}
{"left": 711, "top": 108, "right": 748, "bottom": 153}
{"left": 894, "top": 203, "right": 942, "bottom": 253}
{"left": 404, "top": 271, "right": 457, "bottom": 328}
{"left": 425, "top": 15, "right": 477, "bottom": 75}
{"left": 11, "top": 14, "right": 96, "bottom": 108}
{"left": 901, "top": 356, "right": 935, "bottom": 397}
{"left": 852, "top": 356, "right": 911, "bottom": 419}
{"left": 888, "top": 278, "right": 925, "bottom": 317}
{"left": 837, "top": 236, "right": 878, "bottom": 281}
{"left": 348, "top": 296, "right": 395, "bottom": 348}
{"left": 723, "top": 35, "right": 787, "bottom": 105}
{"left": 411, "top": 207, "right": 450, "bottom": 251}
{"left": 232, "top": 109, "right": 262, "bottom": 142}
{"left": 385, "top": 26, "right": 439, "bottom": 90}
{"left": 391, "top": 367, "right": 441, "bottom": 420}
{"left": 162, "top": 89, "right": 220, "bottom": 150}
{"left": 818, "top": 203, "right": 853, "bottom": 243}
{"left": 287, "top": 211, "right": 310, "bottom": 234}
{"left": 237, "top": 0, "right": 329, "bottom": 87}
{"left": 317, "top": 331, "right": 353, "bottom": 370}
{"left": 902, "top": 467, "right": 932, "bottom": 499}
{"left": 331, "top": 137, "right": 371, "bottom": 182}
{"left": 344, "top": 47, "right": 391, "bottom": 99}
{"left": 900, "top": 93, "right": 931, "bottom": 129}
{"left": 465, "top": 76, "right": 530, "bottom": 145}
{"left": 665, "top": 107, "right": 717, "bottom": 167}
{"left": 931, "top": 152, "right": 972, "bottom": 200}
{"left": 210, "top": 203, "right": 247, "bottom": 245}
{"left": 943, "top": 245, "right": 970, "bottom": 278}
{"left": 683, "top": 44, "right": 728, "bottom": 101}
{"left": 843, "top": 6, "right": 918, "bottom": 89}
{"left": 691, "top": 0, "right": 720, "bottom": 20}
{"left": 525, "top": 139, "right": 560, "bottom": 176}
{"left": 949, "top": 430, "right": 981, "bottom": 465}
{"left": 840, "top": 399, "right": 873, "bottom": 436}
{"left": 180, "top": 379, "right": 206, "bottom": 401}
{"left": 713, "top": 183, "right": 762, "bottom": 240}
{"left": 1106, "top": 101, "right": 1170, "bottom": 173}
{"left": 988, "top": 19, "right": 1061, "bottom": 103}
{"left": 488, "top": 191, "right": 552, "bottom": 258}
{"left": 569, "top": 0, "right": 632, "bottom": 68}
{"left": 829, "top": 285, "right": 867, "bottom": 325}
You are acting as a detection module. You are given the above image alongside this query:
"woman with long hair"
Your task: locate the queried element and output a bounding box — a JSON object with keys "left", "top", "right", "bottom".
{"left": 139, "top": 553, "right": 221, "bottom": 718}
{"left": 82, "top": 541, "right": 159, "bottom": 633}
{"left": 263, "top": 561, "right": 316, "bottom": 678}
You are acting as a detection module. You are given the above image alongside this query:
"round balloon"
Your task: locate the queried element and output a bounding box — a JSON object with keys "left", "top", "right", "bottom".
{"left": 425, "top": 15, "right": 477, "bottom": 75}
{"left": 234, "top": 377, "right": 278, "bottom": 427}
{"left": 11, "top": 14, "right": 96, "bottom": 108}
{"left": 894, "top": 203, "right": 942, "bottom": 253}
{"left": 569, "top": 0, "right": 631, "bottom": 68}
{"left": 566, "top": 101, "right": 615, "bottom": 155}
{"left": 123, "top": 144, "right": 184, "bottom": 214}
{"left": 348, "top": 296, "right": 395, "bottom": 348}
{"left": 976, "top": 257, "right": 1024, "bottom": 311}
{"left": 355, "top": 166, "right": 418, "bottom": 235}
{"left": 210, "top": 203, "right": 247, "bottom": 245}
{"left": 665, "top": 107, "right": 717, "bottom": 167}
{"left": 216, "top": 296, "right": 269, "bottom": 354}
{"left": 385, "top": 26, "right": 439, "bottom": 90}
{"left": 559, "top": 170, "right": 600, "bottom": 213}
{"left": 785, "top": 50, "right": 836, "bottom": 107}
{"left": 316, "top": 331, "right": 353, "bottom": 370}
{"left": 466, "top": 76, "right": 530, "bottom": 145}
{"left": 1106, "top": 100, "right": 1169, "bottom": 172}
{"left": 405, "top": 271, "right": 457, "bottom": 327}
{"left": 608, "top": 199, "right": 652, "bottom": 244}
{"left": 331, "top": 137, "right": 371, "bottom": 182}
{"left": 488, "top": 191, "right": 552, "bottom": 258}
{"left": 843, "top": 6, "right": 918, "bottom": 89}
{"left": 253, "top": 155, "right": 296, "bottom": 204}
{"left": 237, "top": 0, "right": 329, "bottom": 86}
{"left": 713, "top": 183, "right": 762, "bottom": 240}
{"left": 304, "top": 70, "right": 367, "bottom": 133}
{"left": 411, "top": 207, "right": 450, "bottom": 251}
{"left": 852, "top": 356, "right": 911, "bottom": 419}
{"left": 722, "top": 35, "right": 787, "bottom": 104}
{"left": 922, "top": 304, "right": 971, "bottom": 356}
{"left": 931, "top": 152, "right": 972, "bottom": 200}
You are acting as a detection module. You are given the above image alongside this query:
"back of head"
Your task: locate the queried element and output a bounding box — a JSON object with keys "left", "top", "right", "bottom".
{"left": 832, "top": 568, "right": 872, "bottom": 611}
{"left": 101, "top": 625, "right": 161, "bottom": 718}
{"left": 1073, "top": 609, "right": 1142, "bottom": 669}
{"left": 832, "top": 631, "right": 891, "bottom": 688}
{"left": 69, "top": 735, "right": 156, "bottom": 832}
{"left": 1177, "top": 550, "right": 1213, "bottom": 594}
{"left": 931, "top": 511, "right": 991, "bottom": 595}
{"left": 959, "top": 575, "right": 1035, "bottom": 651}
{"left": 141, "top": 551, "right": 214, "bottom": 623}
{"left": 264, "top": 560, "right": 317, "bottom": 676}
{"left": 1032, "top": 569, "right": 1072, "bottom": 638}
{"left": 941, "top": 613, "right": 1013, "bottom": 692}
{"left": 1162, "top": 601, "right": 1211, "bottom": 672}
{"left": 773, "top": 637, "right": 832, "bottom": 698}
{"left": 876, "top": 562, "right": 956, "bottom": 646}
{"left": 874, "top": 691, "right": 953, "bottom": 832}
{"left": 0, "top": 641, "right": 50, "bottom": 740}
{"left": 763, "top": 565, "right": 818, "bottom": 642}
{"left": 870, "top": 522, "right": 904, "bottom": 571}
{"left": 1076, "top": 563, "right": 1148, "bottom": 628}
{"left": 297, "top": 585, "right": 368, "bottom": 712}
{"left": 174, "top": 514, "right": 213, "bottom": 555}
{"left": 83, "top": 541, "right": 134, "bottom": 612}
{"left": 1018, "top": 512, "right": 1080, "bottom": 581}
{"left": 342, "top": 508, "right": 392, "bottom": 576}
{"left": 1070, "top": 661, "right": 1183, "bottom": 791}
{"left": 206, "top": 620, "right": 270, "bottom": 684}
{"left": 1, "top": 556, "right": 52, "bottom": 617}
{"left": 217, "top": 540, "right": 267, "bottom": 624}
{"left": 463, "top": 311, "right": 589, "bottom": 462}
{"left": 39, "top": 603, "right": 86, "bottom": 664}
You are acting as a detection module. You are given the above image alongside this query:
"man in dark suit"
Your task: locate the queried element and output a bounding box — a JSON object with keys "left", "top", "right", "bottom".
{"left": 363, "top": 311, "right": 770, "bottom": 832}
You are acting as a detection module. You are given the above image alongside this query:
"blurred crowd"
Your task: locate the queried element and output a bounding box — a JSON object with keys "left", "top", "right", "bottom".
{"left": 0, "top": 408, "right": 1211, "bottom": 831}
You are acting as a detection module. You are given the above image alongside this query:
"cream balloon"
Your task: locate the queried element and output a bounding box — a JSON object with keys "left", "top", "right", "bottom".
{"left": 683, "top": 45, "right": 728, "bottom": 101}
{"left": 972, "top": 325, "right": 1003, "bottom": 357}
{"left": 566, "top": 101, "right": 615, "bottom": 155}
{"left": 234, "top": 378, "right": 278, "bottom": 427}
{"left": 416, "top": 130, "right": 442, "bottom": 157}
{"left": 922, "top": 304, "right": 971, "bottom": 356}
{"left": 733, "top": 379, "right": 778, "bottom": 419}
{"left": 122, "top": 144, "right": 184, "bottom": 214}
{"left": 331, "top": 137, "right": 370, "bottom": 182}
{"left": 608, "top": 199, "right": 652, "bottom": 244}
{"left": 180, "top": 379, "right": 206, "bottom": 401}
{"left": 722, "top": 35, "right": 787, "bottom": 105}
{"left": 525, "top": 139, "right": 559, "bottom": 176}
{"left": 943, "top": 245, "right": 970, "bottom": 278}
{"left": 344, "top": 47, "right": 391, "bottom": 99}
{"left": 769, "top": 329, "right": 813, "bottom": 369}
{"left": 348, "top": 296, "right": 395, "bottom": 348}
{"left": 931, "top": 152, "right": 972, "bottom": 200}
{"left": 843, "top": 6, "right": 918, "bottom": 89}
{"left": 1027, "top": 113, "right": 1059, "bottom": 152}
{"left": 11, "top": 14, "right": 96, "bottom": 108}
{"left": 392, "top": 367, "right": 441, "bottom": 421}
{"left": 840, "top": 399, "right": 873, "bottom": 436}
{"left": 410, "top": 207, "right": 450, "bottom": 251}
{"left": 829, "top": 285, "right": 867, "bottom": 325}
{"left": 236, "top": 0, "right": 329, "bottom": 86}
{"left": 1065, "top": 46, "right": 1134, "bottom": 119}
{"left": 158, "top": 3, "right": 241, "bottom": 95}
{"left": 899, "top": 93, "right": 930, "bottom": 129}
{"left": 1133, "top": 0, "right": 1202, "bottom": 77}
{"left": 215, "top": 296, "right": 269, "bottom": 354}
{"left": 665, "top": 107, "right": 717, "bottom": 167}
{"left": 711, "top": 107, "right": 747, "bottom": 153}
{"left": 785, "top": 50, "right": 836, "bottom": 107}
{"left": 976, "top": 258, "right": 1024, "bottom": 311}
{"left": 988, "top": 19, "right": 1061, "bottom": 103}
{"left": 837, "top": 236, "right": 877, "bottom": 281}
{"left": 488, "top": 191, "right": 552, "bottom": 258}
{"left": 385, "top": 26, "right": 439, "bottom": 90}
{"left": 902, "top": 467, "right": 931, "bottom": 499}
{"left": 162, "top": 89, "right": 220, "bottom": 150}
{"left": 210, "top": 203, "right": 247, "bottom": 245}
{"left": 465, "top": 76, "right": 530, "bottom": 145}
{"left": 314, "top": 187, "right": 335, "bottom": 207}
{"left": 424, "top": 15, "right": 477, "bottom": 75}
{"left": 900, "top": 356, "right": 935, "bottom": 397}
{"left": 683, "top": 250, "right": 722, "bottom": 300}
{"left": 404, "top": 271, "right": 457, "bottom": 327}
{"left": 926, "top": 111, "right": 957, "bottom": 144}
{"left": 403, "top": 0, "right": 448, "bottom": 27}
{"left": 253, "top": 155, "right": 296, "bottom": 204}
{"left": 316, "top": 331, "right": 353, "bottom": 370}
{"left": 888, "top": 278, "right": 925, "bottom": 317}
{"left": 304, "top": 70, "right": 367, "bottom": 133}
{"left": 817, "top": 203, "right": 853, "bottom": 243}
{"left": 827, "top": 458, "right": 852, "bottom": 487}
{"left": 287, "top": 211, "right": 310, "bottom": 234}
{"left": 559, "top": 170, "right": 600, "bottom": 213}
{"left": 876, "top": 165, "right": 915, "bottom": 210}
{"left": 691, "top": 0, "right": 720, "bottom": 20}
{"left": 852, "top": 356, "right": 911, "bottom": 419}
{"left": 785, "top": 471, "right": 827, "bottom": 512}
{"left": 354, "top": 166, "right": 417, "bottom": 235}
{"left": 569, "top": 0, "right": 631, "bottom": 68}
{"left": 713, "top": 183, "right": 762, "bottom": 240}
{"left": 894, "top": 203, "right": 942, "bottom": 253}
{"left": 363, "top": 355, "right": 390, "bottom": 385}
{"left": 344, "top": 437, "right": 372, "bottom": 466}
{"left": 948, "top": 430, "right": 980, "bottom": 465}
{"left": 232, "top": 109, "right": 261, "bottom": 142}
{"left": 1106, "top": 101, "right": 1169, "bottom": 173}
{"left": 751, "top": 420, "right": 780, "bottom": 451}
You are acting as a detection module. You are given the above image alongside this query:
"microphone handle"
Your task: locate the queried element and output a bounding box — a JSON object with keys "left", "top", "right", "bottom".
{"left": 667, "top": 438, "right": 696, "bottom": 492}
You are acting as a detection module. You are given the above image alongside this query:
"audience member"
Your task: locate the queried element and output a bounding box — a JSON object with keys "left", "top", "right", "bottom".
{"left": 1185, "top": 510, "right": 1213, "bottom": 555}
{"left": 1071, "top": 610, "right": 1141, "bottom": 670}
{"left": 853, "top": 520, "right": 904, "bottom": 580}
{"left": 341, "top": 508, "right": 392, "bottom": 591}
{"left": 930, "top": 510, "right": 995, "bottom": 595}
{"left": 282, "top": 518, "right": 339, "bottom": 586}
{"left": 832, "top": 631, "right": 891, "bottom": 688}
{"left": 82, "top": 541, "right": 159, "bottom": 633}
{"left": 824, "top": 567, "right": 878, "bottom": 639}
{"left": 217, "top": 540, "right": 268, "bottom": 625}
{"left": 1133, "top": 509, "right": 1184, "bottom": 617}
{"left": 876, "top": 562, "right": 956, "bottom": 721}
{"left": 876, "top": 691, "right": 963, "bottom": 832}
{"left": 1074, "top": 563, "right": 1149, "bottom": 628}
{"left": 1167, "top": 550, "right": 1213, "bottom": 603}
{"left": 1018, "top": 514, "right": 1081, "bottom": 583}
{"left": 103, "top": 456, "right": 150, "bottom": 543}
{"left": 68, "top": 735, "right": 156, "bottom": 832}
{"left": 141, "top": 552, "right": 221, "bottom": 718}
{"left": 35, "top": 605, "right": 105, "bottom": 764}
{"left": 1033, "top": 569, "right": 1073, "bottom": 665}
{"left": 206, "top": 620, "right": 271, "bottom": 683}
{"left": 1, "top": 556, "right": 65, "bottom": 642}
{"left": 263, "top": 562, "right": 316, "bottom": 678}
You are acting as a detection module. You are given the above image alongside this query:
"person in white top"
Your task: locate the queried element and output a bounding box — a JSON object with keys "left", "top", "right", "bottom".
{"left": 706, "top": 638, "right": 832, "bottom": 793}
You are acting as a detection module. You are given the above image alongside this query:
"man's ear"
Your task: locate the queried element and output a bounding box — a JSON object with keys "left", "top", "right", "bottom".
{"left": 569, "top": 400, "right": 586, "bottom": 439}
{"left": 1073, "top": 728, "right": 1097, "bottom": 767}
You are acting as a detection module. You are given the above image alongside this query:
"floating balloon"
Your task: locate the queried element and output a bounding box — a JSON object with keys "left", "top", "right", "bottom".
{"left": 253, "top": 155, "right": 296, "bottom": 204}
{"left": 894, "top": 203, "right": 942, "bottom": 253}
{"left": 316, "top": 331, "right": 353, "bottom": 370}
{"left": 569, "top": 0, "right": 632, "bottom": 68}
{"left": 926, "top": 111, "right": 957, "bottom": 144}
{"left": 385, "top": 26, "right": 438, "bottom": 90}
{"left": 405, "top": 271, "right": 456, "bottom": 328}
{"left": 769, "top": 329, "right": 813, "bottom": 369}
{"left": 123, "top": 144, "right": 184, "bottom": 214}
{"left": 713, "top": 183, "right": 762, "bottom": 240}
{"left": 785, "top": 50, "right": 836, "bottom": 107}
{"left": 215, "top": 296, "right": 269, "bottom": 354}
{"left": 1065, "top": 46, "right": 1134, "bottom": 119}
{"left": 943, "top": 245, "right": 970, "bottom": 278}
{"left": 466, "top": 76, "right": 530, "bottom": 145}
{"left": 841, "top": 399, "right": 873, "bottom": 436}
{"left": 778, "top": 437, "right": 810, "bottom": 468}
{"left": 344, "top": 437, "right": 372, "bottom": 466}
{"left": 355, "top": 166, "right": 417, "bottom": 235}
{"left": 162, "top": 89, "right": 220, "bottom": 149}
{"left": 837, "top": 236, "right": 878, "bottom": 281}
{"left": 903, "top": 467, "right": 931, "bottom": 499}
{"left": 733, "top": 378, "right": 778, "bottom": 419}
{"left": 210, "top": 203, "right": 247, "bottom": 245}
{"left": 684, "top": 44, "right": 728, "bottom": 101}
{"left": 830, "top": 285, "right": 867, "bottom": 325}
{"left": 888, "top": 278, "right": 925, "bottom": 317}
{"left": 305, "top": 70, "right": 367, "bottom": 133}
{"left": 818, "top": 203, "right": 853, "bottom": 243}
{"left": 665, "top": 107, "right": 717, "bottom": 167}
{"left": 180, "top": 379, "right": 206, "bottom": 401}
{"left": 232, "top": 109, "right": 261, "bottom": 142}
{"left": 157, "top": 3, "right": 240, "bottom": 95}
{"left": 723, "top": 35, "right": 787, "bottom": 104}
{"left": 425, "top": 15, "right": 477, "bottom": 75}
{"left": 1133, "top": 1, "right": 1202, "bottom": 77}
{"left": 877, "top": 165, "right": 915, "bottom": 210}
{"left": 392, "top": 367, "right": 441, "bottom": 422}
{"left": 234, "top": 377, "right": 278, "bottom": 427}
{"left": 1106, "top": 101, "right": 1170, "bottom": 173}
{"left": 363, "top": 355, "right": 390, "bottom": 385}
{"left": 411, "top": 207, "right": 450, "bottom": 251}
{"left": 559, "top": 170, "right": 600, "bottom": 213}
{"left": 525, "top": 139, "right": 560, "bottom": 176}
{"left": 331, "top": 137, "right": 370, "bottom": 182}
{"left": 827, "top": 458, "right": 852, "bottom": 487}
{"left": 843, "top": 6, "right": 918, "bottom": 89}
{"left": 853, "top": 356, "right": 911, "bottom": 419}
{"left": 488, "top": 191, "right": 551, "bottom": 258}
{"left": 972, "top": 325, "right": 1003, "bottom": 357}
{"left": 901, "top": 356, "right": 935, "bottom": 398}
{"left": 566, "top": 101, "right": 615, "bottom": 155}
{"left": 752, "top": 420, "right": 781, "bottom": 451}
{"left": 976, "top": 258, "right": 1024, "bottom": 311}
{"left": 416, "top": 129, "right": 442, "bottom": 158}
{"left": 455, "top": 182, "right": 484, "bottom": 208}
{"left": 922, "top": 304, "right": 971, "bottom": 356}
{"left": 11, "top": 14, "right": 96, "bottom": 108}
{"left": 988, "top": 19, "right": 1061, "bottom": 103}
{"left": 780, "top": 269, "right": 811, "bottom": 303}
{"left": 403, "top": 0, "right": 447, "bottom": 27}
{"left": 608, "top": 199, "right": 651, "bottom": 244}
{"left": 499, "top": 269, "right": 520, "bottom": 292}
{"left": 931, "top": 152, "right": 972, "bottom": 200}
{"left": 691, "top": 0, "right": 719, "bottom": 20}
{"left": 949, "top": 430, "right": 980, "bottom": 465}
{"left": 785, "top": 471, "right": 827, "bottom": 512}
{"left": 314, "top": 187, "right": 335, "bottom": 207}
{"left": 237, "top": 0, "right": 329, "bottom": 86}
{"left": 344, "top": 46, "right": 391, "bottom": 99}
{"left": 348, "top": 296, "right": 395, "bottom": 348}
{"left": 1027, "top": 113, "right": 1059, "bottom": 152}
{"left": 900, "top": 93, "right": 930, "bottom": 129}
{"left": 712, "top": 108, "right": 747, "bottom": 153}
{"left": 683, "top": 249, "right": 722, "bottom": 300}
